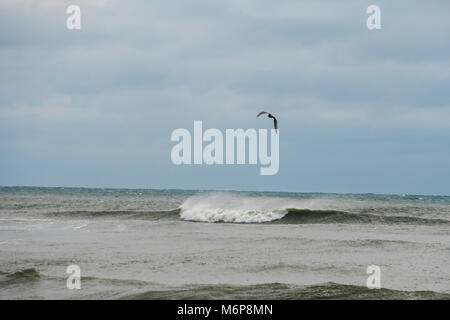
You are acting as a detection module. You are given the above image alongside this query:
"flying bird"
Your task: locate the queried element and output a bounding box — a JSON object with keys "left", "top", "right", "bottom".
{"left": 257, "top": 111, "right": 278, "bottom": 133}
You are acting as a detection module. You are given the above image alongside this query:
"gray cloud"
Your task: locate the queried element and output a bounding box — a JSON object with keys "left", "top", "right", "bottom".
{"left": 1, "top": 0, "right": 449, "bottom": 194}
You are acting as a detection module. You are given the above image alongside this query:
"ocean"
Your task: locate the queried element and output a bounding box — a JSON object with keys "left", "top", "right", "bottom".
{"left": 0, "top": 186, "right": 449, "bottom": 299}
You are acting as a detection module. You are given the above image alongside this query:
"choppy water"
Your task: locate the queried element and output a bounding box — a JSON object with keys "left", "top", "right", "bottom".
{"left": 0, "top": 187, "right": 449, "bottom": 299}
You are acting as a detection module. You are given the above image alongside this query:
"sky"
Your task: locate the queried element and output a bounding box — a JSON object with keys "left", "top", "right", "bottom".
{"left": 0, "top": 0, "right": 449, "bottom": 195}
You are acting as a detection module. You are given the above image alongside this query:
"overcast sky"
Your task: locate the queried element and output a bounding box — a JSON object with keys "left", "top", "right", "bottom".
{"left": 1, "top": 0, "right": 449, "bottom": 195}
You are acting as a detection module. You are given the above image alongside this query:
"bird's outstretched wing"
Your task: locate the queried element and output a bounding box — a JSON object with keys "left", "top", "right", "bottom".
{"left": 257, "top": 111, "right": 269, "bottom": 117}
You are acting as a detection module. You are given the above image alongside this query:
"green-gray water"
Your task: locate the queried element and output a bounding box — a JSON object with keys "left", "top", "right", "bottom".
{"left": 1, "top": 187, "right": 449, "bottom": 299}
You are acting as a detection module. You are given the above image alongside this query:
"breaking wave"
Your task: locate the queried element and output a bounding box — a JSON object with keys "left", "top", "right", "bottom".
{"left": 28, "top": 193, "right": 450, "bottom": 226}
{"left": 179, "top": 193, "right": 450, "bottom": 225}
{"left": 179, "top": 193, "right": 289, "bottom": 223}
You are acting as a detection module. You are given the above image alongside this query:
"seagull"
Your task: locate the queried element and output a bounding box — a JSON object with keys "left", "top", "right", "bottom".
{"left": 257, "top": 111, "right": 278, "bottom": 133}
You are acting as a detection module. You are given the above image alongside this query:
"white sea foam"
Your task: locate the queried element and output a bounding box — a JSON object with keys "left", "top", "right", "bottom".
{"left": 180, "top": 193, "right": 298, "bottom": 223}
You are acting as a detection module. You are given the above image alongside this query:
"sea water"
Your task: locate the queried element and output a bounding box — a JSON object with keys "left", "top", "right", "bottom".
{"left": 0, "top": 187, "right": 449, "bottom": 299}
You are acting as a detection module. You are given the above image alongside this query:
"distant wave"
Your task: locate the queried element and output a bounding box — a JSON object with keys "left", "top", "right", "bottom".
{"left": 270, "top": 209, "right": 450, "bottom": 225}
{"left": 44, "top": 209, "right": 181, "bottom": 220}
{"left": 121, "top": 282, "right": 450, "bottom": 300}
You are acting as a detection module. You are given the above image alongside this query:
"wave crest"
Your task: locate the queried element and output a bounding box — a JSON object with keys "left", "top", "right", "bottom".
{"left": 179, "top": 193, "right": 450, "bottom": 225}
{"left": 180, "top": 193, "right": 289, "bottom": 223}
{"left": 273, "top": 209, "right": 450, "bottom": 225}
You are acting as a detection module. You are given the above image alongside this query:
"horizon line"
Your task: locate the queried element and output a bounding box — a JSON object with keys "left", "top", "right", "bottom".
{"left": 1, "top": 184, "right": 449, "bottom": 198}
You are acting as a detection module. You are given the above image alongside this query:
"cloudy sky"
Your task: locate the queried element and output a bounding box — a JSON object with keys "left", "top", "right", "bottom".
{"left": 1, "top": 0, "right": 449, "bottom": 194}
